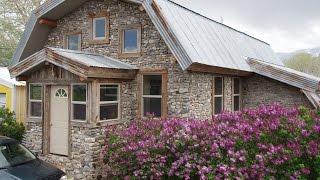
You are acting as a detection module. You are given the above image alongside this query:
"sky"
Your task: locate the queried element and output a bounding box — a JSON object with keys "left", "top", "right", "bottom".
{"left": 173, "top": 0, "right": 320, "bottom": 53}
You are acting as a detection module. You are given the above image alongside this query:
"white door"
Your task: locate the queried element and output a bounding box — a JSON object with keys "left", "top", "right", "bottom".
{"left": 50, "top": 86, "right": 69, "bottom": 156}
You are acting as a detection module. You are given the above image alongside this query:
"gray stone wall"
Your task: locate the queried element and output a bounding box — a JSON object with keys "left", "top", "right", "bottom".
{"left": 242, "top": 74, "right": 312, "bottom": 109}
{"left": 23, "top": 121, "right": 43, "bottom": 153}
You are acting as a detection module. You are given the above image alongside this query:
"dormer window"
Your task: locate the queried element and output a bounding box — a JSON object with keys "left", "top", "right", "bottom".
{"left": 64, "top": 33, "right": 81, "bottom": 50}
{"left": 88, "top": 12, "right": 110, "bottom": 44}
{"left": 118, "top": 24, "right": 141, "bottom": 58}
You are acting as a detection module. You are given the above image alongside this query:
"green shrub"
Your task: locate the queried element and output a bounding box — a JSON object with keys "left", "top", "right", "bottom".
{"left": 0, "top": 107, "right": 25, "bottom": 142}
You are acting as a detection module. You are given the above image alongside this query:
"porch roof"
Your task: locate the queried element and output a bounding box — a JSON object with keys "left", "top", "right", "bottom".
{"left": 9, "top": 47, "right": 138, "bottom": 79}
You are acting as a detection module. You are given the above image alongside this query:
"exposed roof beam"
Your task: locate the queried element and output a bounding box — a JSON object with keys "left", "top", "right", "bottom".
{"left": 39, "top": 18, "right": 57, "bottom": 28}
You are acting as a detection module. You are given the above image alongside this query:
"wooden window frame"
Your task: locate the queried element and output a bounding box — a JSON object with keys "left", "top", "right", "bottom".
{"left": 138, "top": 69, "right": 167, "bottom": 119}
{"left": 213, "top": 76, "right": 224, "bottom": 115}
{"left": 232, "top": 77, "right": 241, "bottom": 112}
{"left": 29, "top": 83, "right": 42, "bottom": 118}
{"left": 98, "top": 83, "right": 120, "bottom": 122}
{"left": 88, "top": 12, "right": 110, "bottom": 45}
{"left": 118, "top": 24, "right": 142, "bottom": 58}
{"left": 71, "top": 83, "right": 87, "bottom": 122}
{"left": 63, "top": 32, "right": 82, "bottom": 50}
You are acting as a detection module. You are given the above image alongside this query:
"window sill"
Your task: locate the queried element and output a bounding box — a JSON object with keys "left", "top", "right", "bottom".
{"left": 118, "top": 52, "right": 142, "bottom": 58}
{"left": 95, "top": 119, "right": 127, "bottom": 127}
{"left": 89, "top": 39, "right": 109, "bottom": 45}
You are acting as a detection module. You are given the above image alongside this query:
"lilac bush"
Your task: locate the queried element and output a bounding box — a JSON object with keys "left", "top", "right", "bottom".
{"left": 101, "top": 105, "right": 320, "bottom": 179}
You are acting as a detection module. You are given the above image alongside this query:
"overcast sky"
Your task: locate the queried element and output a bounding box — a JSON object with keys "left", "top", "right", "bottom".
{"left": 173, "top": 0, "right": 320, "bottom": 53}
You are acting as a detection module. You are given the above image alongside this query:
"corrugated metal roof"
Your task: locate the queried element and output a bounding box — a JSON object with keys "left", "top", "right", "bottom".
{"left": 143, "top": 0, "right": 281, "bottom": 71}
{"left": 247, "top": 58, "right": 320, "bottom": 92}
{"left": 49, "top": 48, "right": 137, "bottom": 69}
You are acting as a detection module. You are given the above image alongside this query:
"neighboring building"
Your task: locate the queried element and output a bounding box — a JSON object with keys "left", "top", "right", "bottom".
{"left": 0, "top": 67, "right": 26, "bottom": 124}
{"left": 8, "top": 0, "right": 320, "bottom": 179}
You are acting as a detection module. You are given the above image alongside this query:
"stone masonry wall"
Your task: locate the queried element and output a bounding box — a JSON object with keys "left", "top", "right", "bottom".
{"left": 23, "top": 121, "right": 43, "bottom": 153}
{"left": 242, "top": 74, "right": 312, "bottom": 109}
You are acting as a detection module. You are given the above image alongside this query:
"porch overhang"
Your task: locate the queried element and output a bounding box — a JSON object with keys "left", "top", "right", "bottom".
{"left": 9, "top": 48, "right": 138, "bottom": 80}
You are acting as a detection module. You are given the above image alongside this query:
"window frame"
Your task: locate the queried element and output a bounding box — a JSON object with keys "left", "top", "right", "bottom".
{"left": 213, "top": 76, "right": 224, "bottom": 115}
{"left": 98, "top": 83, "right": 121, "bottom": 122}
{"left": 118, "top": 24, "right": 142, "bottom": 58}
{"left": 0, "top": 93, "right": 6, "bottom": 108}
{"left": 232, "top": 77, "right": 241, "bottom": 112}
{"left": 64, "top": 32, "right": 82, "bottom": 51}
{"left": 29, "top": 83, "right": 42, "bottom": 118}
{"left": 71, "top": 83, "right": 87, "bottom": 122}
{"left": 88, "top": 12, "right": 110, "bottom": 44}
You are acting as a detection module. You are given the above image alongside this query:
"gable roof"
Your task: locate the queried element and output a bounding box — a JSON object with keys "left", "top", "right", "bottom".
{"left": 9, "top": 48, "right": 137, "bottom": 79}
{"left": 0, "top": 67, "right": 25, "bottom": 88}
{"left": 10, "top": 0, "right": 280, "bottom": 74}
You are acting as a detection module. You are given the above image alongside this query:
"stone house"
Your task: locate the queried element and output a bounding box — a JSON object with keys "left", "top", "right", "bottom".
{"left": 8, "top": 0, "right": 320, "bottom": 179}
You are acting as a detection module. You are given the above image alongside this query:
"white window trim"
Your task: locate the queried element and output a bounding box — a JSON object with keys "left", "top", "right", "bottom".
{"left": 232, "top": 78, "right": 241, "bottom": 112}
{"left": 66, "top": 33, "right": 81, "bottom": 50}
{"left": 0, "top": 93, "right": 6, "bottom": 108}
{"left": 141, "top": 75, "right": 163, "bottom": 118}
{"left": 93, "top": 17, "right": 107, "bottom": 40}
{"left": 213, "top": 76, "right": 224, "bottom": 115}
{"left": 29, "top": 83, "right": 42, "bottom": 118}
{"left": 71, "top": 83, "right": 87, "bottom": 122}
{"left": 98, "top": 84, "right": 120, "bottom": 122}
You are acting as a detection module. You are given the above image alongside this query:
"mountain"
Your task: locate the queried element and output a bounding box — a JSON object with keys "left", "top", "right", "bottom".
{"left": 277, "top": 47, "right": 320, "bottom": 62}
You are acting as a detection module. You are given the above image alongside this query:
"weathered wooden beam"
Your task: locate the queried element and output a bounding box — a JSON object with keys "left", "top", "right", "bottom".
{"left": 39, "top": 18, "right": 57, "bottom": 28}
{"left": 16, "top": 76, "right": 28, "bottom": 81}
{"left": 188, "top": 63, "right": 252, "bottom": 77}
{"left": 88, "top": 68, "right": 138, "bottom": 79}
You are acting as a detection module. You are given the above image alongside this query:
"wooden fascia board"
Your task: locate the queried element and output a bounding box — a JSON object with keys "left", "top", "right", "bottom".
{"left": 188, "top": 63, "right": 252, "bottom": 76}
{"left": 87, "top": 68, "right": 138, "bottom": 79}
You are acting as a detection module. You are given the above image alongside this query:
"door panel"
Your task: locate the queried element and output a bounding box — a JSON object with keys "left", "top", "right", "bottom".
{"left": 50, "top": 86, "right": 69, "bottom": 156}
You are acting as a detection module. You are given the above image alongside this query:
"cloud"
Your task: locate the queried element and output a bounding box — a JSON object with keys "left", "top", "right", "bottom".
{"left": 173, "top": 0, "right": 320, "bottom": 52}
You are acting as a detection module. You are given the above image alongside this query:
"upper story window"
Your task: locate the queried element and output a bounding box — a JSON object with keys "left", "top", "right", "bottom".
{"left": 65, "top": 33, "right": 81, "bottom": 51}
{"left": 232, "top": 78, "right": 241, "bottom": 111}
{"left": 88, "top": 12, "right": 110, "bottom": 44}
{"left": 118, "top": 24, "right": 141, "bottom": 58}
{"left": 213, "top": 77, "right": 224, "bottom": 114}
{"left": 29, "top": 84, "right": 42, "bottom": 117}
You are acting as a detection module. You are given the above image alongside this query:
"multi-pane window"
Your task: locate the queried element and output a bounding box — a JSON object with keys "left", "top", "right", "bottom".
{"left": 72, "top": 84, "right": 87, "bottom": 121}
{"left": 66, "top": 34, "right": 81, "bottom": 50}
{"left": 93, "top": 17, "right": 106, "bottom": 40}
{"left": 232, "top": 78, "right": 241, "bottom": 111}
{"left": 142, "top": 75, "right": 162, "bottom": 118}
{"left": 213, "top": 77, "right": 224, "bottom": 114}
{"left": 119, "top": 24, "right": 141, "bottom": 57}
{"left": 0, "top": 93, "right": 6, "bottom": 108}
{"left": 29, "top": 84, "right": 42, "bottom": 117}
{"left": 99, "top": 84, "right": 120, "bottom": 121}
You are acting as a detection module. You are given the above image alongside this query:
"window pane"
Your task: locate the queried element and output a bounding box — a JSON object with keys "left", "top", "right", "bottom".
{"left": 100, "top": 104, "right": 118, "bottom": 120}
{"left": 143, "top": 75, "right": 162, "bottom": 95}
{"left": 73, "top": 104, "right": 86, "bottom": 120}
{"left": 124, "top": 29, "right": 138, "bottom": 53}
{"left": 100, "top": 85, "right": 118, "bottom": 101}
{"left": 30, "top": 85, "right": 41, "bottom": 100}
{"left": 0, "top": 93, "right": 6, "bottom": 107}
{"left": 214, "top": 97, "right": 223, "bottom": 114}
{"left": 67, "top": 34, "right": 80, "bottom": 50}
{"left": 30, "top": 102, "right": 41, "bottom": 117}
{"left": 72, "top": 85, "right": 86, "bottom": 102}
{"left": 233, "top": 78, "right": 240, "bottom": 94}
{"left": 214, "top": 77, "right": 223, "bottom": 95}
{"left": 234, "top": 96, "right": 240, "bottom": 111}
{"left": 143, "top": 97, "right": 161, "bottom": 117}
{"left": 94, "top": 18, "right": 106, "bottom": 38}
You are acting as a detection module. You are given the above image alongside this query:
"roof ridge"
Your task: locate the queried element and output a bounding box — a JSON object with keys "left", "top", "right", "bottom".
{"left": 166, "top": 0, "right": 270, "bottom": 45}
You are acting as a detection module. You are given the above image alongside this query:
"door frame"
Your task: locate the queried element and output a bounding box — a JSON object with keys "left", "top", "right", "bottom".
{"left": 43, "top": 84, "right": 71, "bottom": 158}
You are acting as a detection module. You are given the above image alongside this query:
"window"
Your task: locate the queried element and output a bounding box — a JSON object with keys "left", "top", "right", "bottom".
{"left": 55, "top": 88, "right": 68, "bottom": 98}
{"left": 213, "top": 77, "right": 224, "bottom": 114}
{"left": 118, "top": 24, "right": 141, "bottom": 58}
{"left": 65, "top": 33, "right": 81, "bottom": 50}
{"left": 99, "top": 84, "right": 120, "bottom": 121}
{"left": 232, "top": 78, "right": 241, "bottom": 111}
{"left": 89, "top": 12, "right": 109, "bottom": 44}
{"left": 0, "top": 93, "right": 6, "bottom": 108}
{"left": 72, "top": 84, "right": 87, "bottom": 121}
{"left": 29, "top": 84, "right": 42, "bottom": 117}
{"left": 142, "top": 75, "right": 162, "bottom": 118}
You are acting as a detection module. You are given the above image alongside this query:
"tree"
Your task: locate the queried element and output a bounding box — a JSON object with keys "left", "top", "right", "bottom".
{"left": 284, "top": 53, "right": 320, "bottom": 77}
{"left": 0, "top": 0, "right": 44, "bottom": 66}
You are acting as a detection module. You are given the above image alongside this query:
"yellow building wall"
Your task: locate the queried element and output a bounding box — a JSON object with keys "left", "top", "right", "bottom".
{"left": 0, "top": 84, "right": 12, "bottom": 111}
